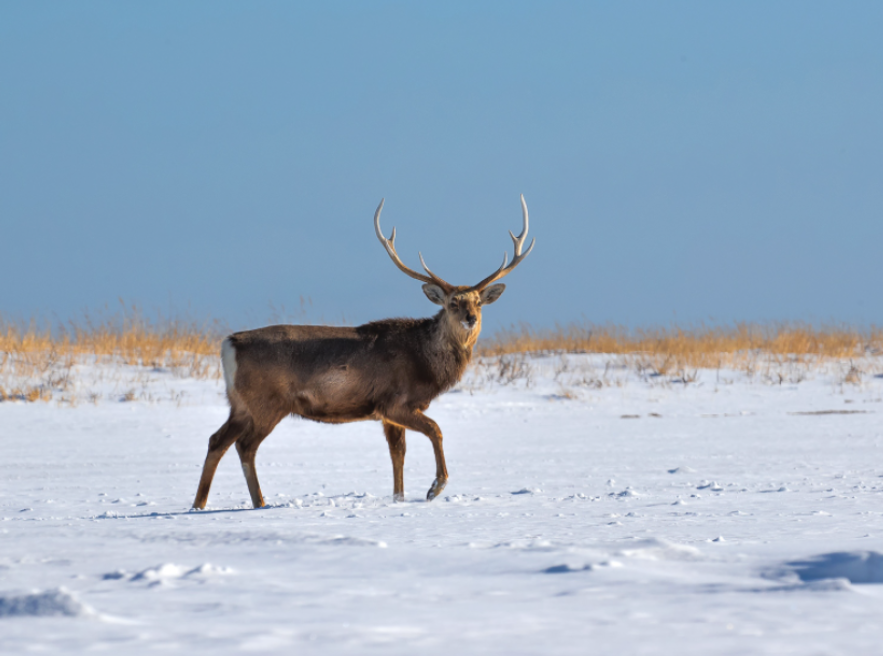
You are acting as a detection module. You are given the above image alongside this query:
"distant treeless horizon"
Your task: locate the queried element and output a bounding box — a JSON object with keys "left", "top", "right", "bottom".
{"left": 2, "top": 2, "right": 882, "bottom": 332}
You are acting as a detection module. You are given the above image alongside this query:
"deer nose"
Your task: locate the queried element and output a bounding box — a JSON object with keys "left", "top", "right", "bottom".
{"left": 464, "top": 315, "right": 477, "bottom": 328}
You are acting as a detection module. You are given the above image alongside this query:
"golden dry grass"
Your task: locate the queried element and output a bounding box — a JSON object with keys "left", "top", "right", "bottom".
{"left": 480, "top": 322, "right": 883, "bottom": 367}
{"left": 480, "top": 323, "right": 883, "bottom": 377}
{"left": 0, "top": 304, "right": 224, "bottom": 402}
{"left": 2, "top": 308, "right": 882, "bottom": 402}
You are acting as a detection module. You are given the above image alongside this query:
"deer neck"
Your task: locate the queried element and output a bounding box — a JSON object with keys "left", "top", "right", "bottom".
{"left": 421, "top": 311, "right": 474, "bottom": 389}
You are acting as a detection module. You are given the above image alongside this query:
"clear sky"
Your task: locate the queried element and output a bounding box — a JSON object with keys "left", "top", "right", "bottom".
{"left": 2, "top": 2, "right": 882, "bottom": 332}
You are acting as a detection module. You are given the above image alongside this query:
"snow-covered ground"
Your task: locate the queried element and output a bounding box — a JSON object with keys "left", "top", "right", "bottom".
{"left": 2, "top": 353, "right": 883, "bottom": 654}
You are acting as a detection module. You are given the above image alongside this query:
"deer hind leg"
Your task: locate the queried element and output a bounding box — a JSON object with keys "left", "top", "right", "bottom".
{"left": 234, "top": 415, "right": 284, "bottom": 509}
{"left": 193, "top": 412, "right": 251, "bottom": 509}
{"left": 382, "top": 409, "right": 447, "bottom": 501}
{"left": 383, "top": 421, "right": 407, "bottom": 502}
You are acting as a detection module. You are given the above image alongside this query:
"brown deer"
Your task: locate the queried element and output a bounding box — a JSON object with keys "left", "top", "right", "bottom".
{"left": 192, "top": 195, "right": 534, "bottom": 509}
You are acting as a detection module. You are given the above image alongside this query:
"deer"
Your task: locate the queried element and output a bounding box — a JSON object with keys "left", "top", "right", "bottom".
{"left": 192, "top": 195, "right": 535, "bottom": 510}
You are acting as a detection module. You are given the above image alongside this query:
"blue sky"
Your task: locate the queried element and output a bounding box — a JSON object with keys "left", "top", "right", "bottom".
{"left": 2, "top": 2, "right": 882, "bottom": 332}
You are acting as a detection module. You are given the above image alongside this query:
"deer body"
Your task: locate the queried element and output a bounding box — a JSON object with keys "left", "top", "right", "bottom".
{"left": 225, "top": 316, "right": 473, "bottom": 425}
{"left": 193, "top": 197, "right": 534, "bottom": 509}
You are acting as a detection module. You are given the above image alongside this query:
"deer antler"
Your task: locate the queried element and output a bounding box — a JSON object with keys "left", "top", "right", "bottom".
{"left": 374, "top": 199, "right": 454, "bottom": 292}
{"left": 470, "top": 194, "right": 535, "bottom": 291}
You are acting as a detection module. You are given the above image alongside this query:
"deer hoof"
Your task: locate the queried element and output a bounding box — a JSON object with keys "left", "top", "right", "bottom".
{"left": 393, "top": 493, "right": 405, "bottom": 502}
{"left": 426, "top": 478, "right": 447, "bottom": 501}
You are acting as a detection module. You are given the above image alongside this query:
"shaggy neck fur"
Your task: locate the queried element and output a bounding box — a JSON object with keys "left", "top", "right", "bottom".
{"left": 424, "top": 310, "right": 478, "bottom": 392}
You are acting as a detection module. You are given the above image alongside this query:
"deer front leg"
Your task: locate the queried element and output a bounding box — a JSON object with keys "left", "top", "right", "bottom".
{"left": 383, "top": 421, "right": 407, "bottom": 501}
{"left": 382, "top": 409, "right": 448, "bottom": 501}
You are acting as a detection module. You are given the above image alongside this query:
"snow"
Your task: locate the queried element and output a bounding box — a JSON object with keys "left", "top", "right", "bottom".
{"left": 0, "top": 589, "right": 95, "bottom": 619}
{"left": 2, "top": 353, "right": 883, "bottom": 653}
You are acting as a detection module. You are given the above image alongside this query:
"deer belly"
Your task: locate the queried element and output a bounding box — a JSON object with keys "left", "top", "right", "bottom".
{"left": 290, "top": 370, "right": 376, "bottom": 423}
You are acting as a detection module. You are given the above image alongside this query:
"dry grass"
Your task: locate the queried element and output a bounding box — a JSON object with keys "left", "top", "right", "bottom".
{"left": 2, "top": 308, "right": 882, "bottom": 403}
{"left": 480, "top": 322, "right": 883, "bottom": 369}
{"left": 470, "top": 322, "right": 883, "bottom": 392}
{"left": 0, "top": 304, "right": 224, "bottom": 402}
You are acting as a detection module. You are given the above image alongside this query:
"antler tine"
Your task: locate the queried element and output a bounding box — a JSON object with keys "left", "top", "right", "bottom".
{"left": 417, "top": 252, "right": 454, "bottom": 289}
{"left": 374, "top": 199, "right": 453, "bottom": 291}
{"left": 512, "top": 193, "right": 530, "bottom": 253}
{"left": 470, "top": 194, "right": 536, "bottom": 291}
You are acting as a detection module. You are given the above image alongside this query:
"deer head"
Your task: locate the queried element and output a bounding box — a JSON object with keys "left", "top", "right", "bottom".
{"left": 374, "top": 195, "right": 535, "bottom": 345}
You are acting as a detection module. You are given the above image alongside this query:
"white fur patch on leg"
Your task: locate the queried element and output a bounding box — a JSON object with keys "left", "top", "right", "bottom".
{"left": 220, "top": 337, "right": 238, "bottom": 396}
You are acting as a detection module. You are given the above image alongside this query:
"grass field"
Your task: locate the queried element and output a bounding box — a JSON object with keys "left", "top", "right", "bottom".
{"left": 2, "top": 305, "right": 882, "bottom": 403}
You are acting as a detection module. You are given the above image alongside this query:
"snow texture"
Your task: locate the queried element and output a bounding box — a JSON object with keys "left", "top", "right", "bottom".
{"left": 0, "top": 589, "right": 93, "bottom": 619}
{"left": 2, "top": 353, "right": 883, "bottom": 653}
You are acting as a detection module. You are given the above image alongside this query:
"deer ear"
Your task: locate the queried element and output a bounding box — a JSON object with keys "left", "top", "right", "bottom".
{"left": 479, "top": 284, "right": 506, "bottom": 305}
{"left": 422, "top": 284, "right": 447, "bottom": 305}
